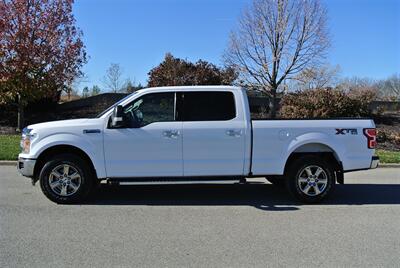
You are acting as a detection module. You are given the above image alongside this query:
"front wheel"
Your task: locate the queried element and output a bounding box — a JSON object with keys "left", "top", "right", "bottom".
{"left": 39, "top": 154, "right": 94, "bottom": 204}
{"left": 285, "top": 156, "right": 335, "bottom": 203}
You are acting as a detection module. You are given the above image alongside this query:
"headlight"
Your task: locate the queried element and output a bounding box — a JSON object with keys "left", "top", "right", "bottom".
{"left": 20, "top": 128, "right": 36, "bottom": 154}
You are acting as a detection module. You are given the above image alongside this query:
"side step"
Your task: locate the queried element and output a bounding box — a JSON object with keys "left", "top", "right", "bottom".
{"left": 106, "top": 177, "right": 247, "bottom": 186}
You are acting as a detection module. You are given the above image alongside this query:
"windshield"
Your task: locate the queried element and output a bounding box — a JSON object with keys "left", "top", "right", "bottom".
{"left": 96, "top": 92, "right": 138, "bottom": 118}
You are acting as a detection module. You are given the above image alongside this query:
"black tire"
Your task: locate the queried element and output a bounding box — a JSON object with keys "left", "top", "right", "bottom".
{"left": 285, "top": 155, "right": 335, "bottom": 203}
{"left": 39, "top": 154, "right": 94, "bottom": 204}
{"left": 266, "top": 176, "right": 286, "bottom": 187}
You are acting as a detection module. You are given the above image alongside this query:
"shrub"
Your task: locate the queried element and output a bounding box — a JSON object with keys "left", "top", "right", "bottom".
{"left": 280, "top": 88, "right": 376, "bottom": 118}
{"left": 378, "top": 129, "right": 400, "bottom": 146}
{"left": 377, "top": 129, "right": 387, "bottom": 143}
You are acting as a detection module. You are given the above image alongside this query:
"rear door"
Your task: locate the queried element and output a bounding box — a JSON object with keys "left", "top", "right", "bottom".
{"left": 181, "top": 91, "right": 246, "bottom": 176}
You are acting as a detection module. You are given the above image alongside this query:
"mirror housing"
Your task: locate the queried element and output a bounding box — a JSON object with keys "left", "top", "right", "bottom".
{"left": 110, "top": 105, "right": 125, "bottom": 128}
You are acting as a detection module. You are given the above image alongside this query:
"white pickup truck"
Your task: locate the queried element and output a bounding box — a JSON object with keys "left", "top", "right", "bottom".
{"left": 18, "top": 86, "right": 379, "bottom": 204}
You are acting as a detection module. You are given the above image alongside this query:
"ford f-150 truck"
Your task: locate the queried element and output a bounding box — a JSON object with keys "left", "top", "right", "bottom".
{"left": 18, "top": 86, "right": 379, "bottom": 204}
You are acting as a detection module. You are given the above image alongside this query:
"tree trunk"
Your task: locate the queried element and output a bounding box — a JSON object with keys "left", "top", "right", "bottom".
{"left": 17, "top": 95, "right": 25, "bottom": 132}
{"left": 269, "top": 88, "right": 277, "bottom": 119}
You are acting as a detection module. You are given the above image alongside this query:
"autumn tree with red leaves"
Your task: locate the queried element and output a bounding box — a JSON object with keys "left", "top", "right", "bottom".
{"left": 148, "top": 53, "right": 237, "bottom": 87}
{"left": 0, "top": 0, "right": 87, "bottom": 130}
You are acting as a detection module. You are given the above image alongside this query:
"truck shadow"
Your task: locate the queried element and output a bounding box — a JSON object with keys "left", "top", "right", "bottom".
{"left": 86, "top": 183, "right": 400, "bottom": 211}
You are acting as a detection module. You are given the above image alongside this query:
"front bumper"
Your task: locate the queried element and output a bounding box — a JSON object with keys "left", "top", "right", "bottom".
{"left": 17, "top": 158, "right": 36, "bottom": 177}
{"left": 370, "top": 156, "right": 379, "bottom": 169}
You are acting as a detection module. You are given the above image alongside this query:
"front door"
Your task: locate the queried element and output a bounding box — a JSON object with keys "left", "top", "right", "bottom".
{"left": 104, "top": 92, "right": 183, "bottom": 178}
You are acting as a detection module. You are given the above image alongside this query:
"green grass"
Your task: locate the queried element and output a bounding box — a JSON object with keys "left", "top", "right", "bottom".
{"left": 0, "top": 135, "right": 20, "bottom": 160}
{"left": 376, "top": 150, "right": 400, "bottom": 164}
{"left": 0, "top": 134, "right": 399, "bottom": 163}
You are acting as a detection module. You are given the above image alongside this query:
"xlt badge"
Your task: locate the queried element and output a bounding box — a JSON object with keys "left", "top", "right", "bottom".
{"left": 335, "top": 128, "right": 358, "bottom": 135}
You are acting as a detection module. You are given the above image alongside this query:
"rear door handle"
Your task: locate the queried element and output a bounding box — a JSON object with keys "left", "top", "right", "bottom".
{"left": 226, "top": 129, "right": 242, "bottom": 137}
{"left": 163, "top": 130, "right": 180, "bottom": 139}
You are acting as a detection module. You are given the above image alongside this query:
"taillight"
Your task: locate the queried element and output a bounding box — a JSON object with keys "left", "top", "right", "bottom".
{"left": 363, "top": 128, "right": 377, "bottom": 149}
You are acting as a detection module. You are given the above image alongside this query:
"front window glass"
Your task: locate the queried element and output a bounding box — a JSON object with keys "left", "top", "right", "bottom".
{"left": 123, "top": 92, "right": 175, "bottom": 127}
{"left": 96, "top": 92, "right": 138, "bottom": 118}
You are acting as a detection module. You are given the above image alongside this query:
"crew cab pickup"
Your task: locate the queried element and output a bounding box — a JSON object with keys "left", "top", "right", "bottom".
{"left": 18, "top": 86, "right": 379, "bottom": 203}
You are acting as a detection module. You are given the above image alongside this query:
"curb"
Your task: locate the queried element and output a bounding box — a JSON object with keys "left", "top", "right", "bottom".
{"left": 0, "top": 161, "right": 17, "bottom": 166}
{"left": 0, "top": 160, "right": 400, "bottom": 168}
{"left": 378, "top": 163, "right": 400, "bottom": 168}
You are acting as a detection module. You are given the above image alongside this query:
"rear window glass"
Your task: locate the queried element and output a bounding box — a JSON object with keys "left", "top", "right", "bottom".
{"left": 183, "top": 92, "right": 236, "bottom": 121}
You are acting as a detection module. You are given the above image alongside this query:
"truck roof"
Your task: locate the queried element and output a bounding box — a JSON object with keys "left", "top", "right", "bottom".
{"left": 136, "top": 85, "right": 243, "bottom": 94}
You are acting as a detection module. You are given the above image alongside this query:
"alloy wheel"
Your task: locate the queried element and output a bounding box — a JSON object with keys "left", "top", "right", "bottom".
{"left": 48, "top": 164, "right": 82, "bottom": 196}
{"left": 297, "top": 165, "right": 328, "bottom": 196}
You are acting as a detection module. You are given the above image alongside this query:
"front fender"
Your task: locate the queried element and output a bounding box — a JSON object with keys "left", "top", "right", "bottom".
{"left": 29, "top": 133, "right": 106, "bottom": 178}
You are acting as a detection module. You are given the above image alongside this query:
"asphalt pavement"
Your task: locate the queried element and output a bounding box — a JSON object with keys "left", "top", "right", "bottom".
{"left": 1, "top": 166, "right": 399, "bottom": 267}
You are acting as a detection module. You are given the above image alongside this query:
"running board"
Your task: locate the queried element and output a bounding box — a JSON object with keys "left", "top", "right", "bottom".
{"left": 106, "top": 177, "right": 247, "bottom": 186}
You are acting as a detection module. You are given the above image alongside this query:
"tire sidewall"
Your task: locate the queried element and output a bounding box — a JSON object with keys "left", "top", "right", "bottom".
{"left": 286, "top": 156, "right": 335, "bottom": 203}
{"left": 39, "top": 154, "right": 93, "bottom": 204}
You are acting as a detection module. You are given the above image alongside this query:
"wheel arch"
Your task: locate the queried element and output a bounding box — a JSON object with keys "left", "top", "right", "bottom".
{"left": 33, "top": 145, "right": 98, "bottom": 182}
{"left": 284, "top": 142, "right": 344, "bottom": 183}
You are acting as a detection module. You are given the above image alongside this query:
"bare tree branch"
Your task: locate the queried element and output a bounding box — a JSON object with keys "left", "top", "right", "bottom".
{"left": 290, "top": 64, "right": 341, "bottom": 90}
{"left": 102, "top": 63, "right": 123, "bottom": 93}
{"left": 224, "top": 0, "right": 330, "bottom": 117}
{"left": 375, "top": 74, "right": 400, "bottom": 100}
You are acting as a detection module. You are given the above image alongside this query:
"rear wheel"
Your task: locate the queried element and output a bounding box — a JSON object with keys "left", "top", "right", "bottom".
{"left": 285, "top": 155, "right": 335, "bottom": 203}
{"left": 39, "top": 154, "right": 94, "bottom": 204}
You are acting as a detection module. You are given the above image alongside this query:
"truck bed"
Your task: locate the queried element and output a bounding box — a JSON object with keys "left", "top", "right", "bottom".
{"left": 250, "top": 119, "right": 375, "bottom": 175}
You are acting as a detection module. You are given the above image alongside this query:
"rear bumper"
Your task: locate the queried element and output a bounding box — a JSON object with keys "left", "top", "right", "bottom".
{"left": 370, "top": 156, "right": 379, "bottom": 169}
{"left": 343, "top": 156, "right": 380, "bottom": 173}
{"left": 17, "top": 158, "right": 36, "bottom": 177}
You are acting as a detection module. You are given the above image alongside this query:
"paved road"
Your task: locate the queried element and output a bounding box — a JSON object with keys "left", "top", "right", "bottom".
{"left": 1, "top": 166, "right": 399, "bottom": 267}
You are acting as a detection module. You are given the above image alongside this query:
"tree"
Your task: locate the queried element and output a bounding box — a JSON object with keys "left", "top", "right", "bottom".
{"left": 81, "top": 86, "right": 89, "bottom": 98}
{"left": 290, "top": 65, "right": 340, "bottom": 90}
{"left": 90, "top": 85, "right": 101, "bottom": 96}
{"left": 103, "top": 63, "right": 123, "bottom": 92}
{"left": 81, "top": 85, "right": 100, "bottom": 97}
{"left": 124, "top": 79, "right": 134, "bottom": 93}
{"left": 338, "top": 76, "right": 376, "bottom": 91}
{"left": 224, "top": 0, "right": 330, "bottom": 118}
{"left": 148, "top": 53, "right": 237, "bottom": 87}
{"left": 376, "top": 74, "right": 400, "bottom": 101}
{"left": 67, "top": 74, "right": 89, "bottom": 100}
{"left": 0, "top": 0, "right": 87, "bottom": 130}
{"left": 134, "top": 83, "right": 145, "bottom": 91}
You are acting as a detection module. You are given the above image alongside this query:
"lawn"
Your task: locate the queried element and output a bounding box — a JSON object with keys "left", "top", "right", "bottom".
{"left": 0, "top": 134, "right": 399, "bottom": 164}
{"left": 376, "top": 150, "right": 400, "bottom": 164}
{"left": 0, "top": 135, "right": 20, "bottom": 160}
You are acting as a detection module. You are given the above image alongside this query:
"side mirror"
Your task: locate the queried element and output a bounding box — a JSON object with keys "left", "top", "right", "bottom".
{"left": 110, "top": 105, "right": 125, "bottom": 128}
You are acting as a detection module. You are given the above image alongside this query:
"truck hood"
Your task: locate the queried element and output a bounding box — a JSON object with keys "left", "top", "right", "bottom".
{"left": 27, "top": 118, "right": 105, "bottom": 135}
{"left": 28, "top": 119, "right": 92, "bottom": 130}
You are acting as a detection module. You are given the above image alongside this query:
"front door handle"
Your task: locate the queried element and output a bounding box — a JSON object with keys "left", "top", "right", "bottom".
{"left": 226, "top": 129, "right": 242, "bottom": 137}
{"left": 163, "top": 130, "right": 180, "bottom": 139}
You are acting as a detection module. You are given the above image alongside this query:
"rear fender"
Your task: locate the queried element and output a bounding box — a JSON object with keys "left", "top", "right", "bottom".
{"left": 285, "top": 132, "right": 345, "bottom": 167}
